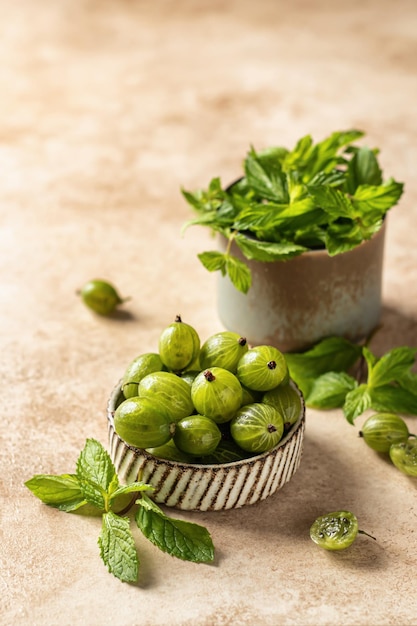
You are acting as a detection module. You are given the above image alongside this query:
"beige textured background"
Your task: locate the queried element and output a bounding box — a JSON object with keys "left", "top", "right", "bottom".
{"left": 1, "top": 1, "right": 416, "bottom": 625}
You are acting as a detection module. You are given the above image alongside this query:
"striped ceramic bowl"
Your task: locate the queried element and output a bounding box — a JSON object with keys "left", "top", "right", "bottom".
{"left": 107, "top": 380, "right": 305, "bottom": 511}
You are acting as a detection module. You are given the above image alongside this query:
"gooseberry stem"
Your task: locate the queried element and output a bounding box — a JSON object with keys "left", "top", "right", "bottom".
{"left": 204, "top": 370, "right": 216, "bottom": 382}
{"left": 358, "top": 529, "right": 377, "bottom": 541}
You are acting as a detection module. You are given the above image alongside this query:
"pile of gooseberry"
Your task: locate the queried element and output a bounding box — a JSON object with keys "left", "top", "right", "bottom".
{"left": 112, "top": 315, "right": 303, "bottom": 464}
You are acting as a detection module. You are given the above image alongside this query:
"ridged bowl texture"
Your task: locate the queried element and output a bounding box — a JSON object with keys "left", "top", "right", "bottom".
{"left": 107, "top": 380, "right": 305, "bottom": 511}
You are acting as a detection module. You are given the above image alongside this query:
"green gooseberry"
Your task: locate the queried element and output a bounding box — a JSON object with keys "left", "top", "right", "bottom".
{"left": 113, "top": 396, "right": 174, "bottom": 449}
{"left": 237, "top": 345, "right": 288, "bottom": 392}
{"left": 158, "top": 315, "right": 200, "bottom": 372}
{"left": 121, "top": 352, "right": 165, "bottom": 398}
{"left": 262, "top": 383, "right": 302, "bottom": 430}
{"left": 79, "top": 279, "right": 127, "bottom": 315}
{"left": 191, "top": 367, "right": 242, "bottom": 424}
{"left": 230, "top": 402, "right": 284, "bottom": 453}
{"left": 173, "top": 415, "right": 221, "bottom": 456}
{"left": 199, "top": 331, "right": 248, "bottom": 373}
{"left": 138, "top": 371, "right": 194, "bottom": 422}
{"left": 359, "top": 413, "right": 410, "bottom": 453}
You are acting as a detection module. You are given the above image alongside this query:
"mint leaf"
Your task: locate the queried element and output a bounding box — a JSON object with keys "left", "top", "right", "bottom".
{"left": 235, "top": 234, "right": 307, "bottom": 262}
{"left": 24, "top": 474, "right": 87, "bottom": 512}
{"left": 343, "top": 384, "right": 372, "bottom": 424}
{"left": 109, "top": 481, "right": 154, "bottom": 505}
{"left": 362, "top": 346, "right": 378, "bottom": 376}
{"left": 181, "top": 178, "right": 226, "bottom": 212}
{"left": 285, "top": 336, "right": 362, "bottom": 397}
{"left": 283, "top": 130, "right": 363, "bottom": 181}
{"left": 244, "top": 147, "right": 287, "bottom": 202}
{"left": 308, "top": 185, "right": 355, "bottom": 220}
{"left": 352, "top": 179, "right": 404, "bottom": 225}
{"left": 346, "top": 146, "right": 382, "bottom": 191}
{"left": 98, "top": 511, "right": 139, "bottom": 583}
{"left": 370, "top": 385, "right": 417, "bottom": 415}
{"left": 136, "top": 494, "right": 215, "bottom": 563}
{"left": 76, "top": 439, "right": 118, "bottom": 510}
{"left": 310, "top": 129, "right": 364, "bottom": 177}
{"left": 233, "top": 202, "right": 291, "bottom": 233}
{"left": 181, "top": 212, "right": 223, "bottom": 235}
{"left": 225, "top": 255, "right": 252, "bottom": 294}
{"left": 282, "top": 134, "right": 314, "bottom": 175}
{"left": 368, "top": 346, "right": 417, "bottom": 388}
{"left": 198, "top": 250, "right": 251, "bottom": 293}
{"left": 397, "top": 370, "right": 417, "bottom": 395}
{"left": 325, "top": 221, "right": 365, "bottom": 255}
{"left": 254, "top": 145, "right": 289, "bottom": 169}
{"left": 181, "top": 189, "right": 207, "bottom": 212}
{"left": 198, "top": 250, "right": 227, "bottom": 274}
{"left": 306, "top": 372, "right": 358, "bottom": 409}
{"left": 233, "top": 197, "right": 319, "bottom": 236}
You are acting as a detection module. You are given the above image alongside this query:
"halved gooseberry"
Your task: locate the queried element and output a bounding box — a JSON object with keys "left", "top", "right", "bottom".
{"left": 389, "top": 439, "right": 417, "bottom": 476}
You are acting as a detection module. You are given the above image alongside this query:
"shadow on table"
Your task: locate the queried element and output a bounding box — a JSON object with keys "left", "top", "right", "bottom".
{"left": 202, "top": 431, "right": 390, "bottom": 572}
{"left": 106, "top": 309, "right": 138, "bottom": 322}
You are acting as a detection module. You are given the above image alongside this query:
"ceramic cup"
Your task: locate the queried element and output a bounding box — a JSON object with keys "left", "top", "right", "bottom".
{"left": 107, "top": 380, "right": 305, "bottom": 512}
{"left": 217, "top": 221, "right": 386, "bottom": 352}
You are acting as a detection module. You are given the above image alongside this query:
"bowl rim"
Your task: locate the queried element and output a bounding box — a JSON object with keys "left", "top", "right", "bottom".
{"left": 107, "top": 378, "right": 306, "bottom": 470}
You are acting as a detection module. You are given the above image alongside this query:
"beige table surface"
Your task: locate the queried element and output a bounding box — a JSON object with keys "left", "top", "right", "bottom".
{"left": 1, "top": 1, "right": 417, "bottom": 625}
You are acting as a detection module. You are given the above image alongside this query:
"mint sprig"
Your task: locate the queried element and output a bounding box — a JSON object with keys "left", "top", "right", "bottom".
{"left": 286, "top": 339, "right": 417, "bottom": 424}
{"left": 25, "top": 439, "right": 215, "bottom": 584}
{"left": 182, "top": 130, "right": 404, "bottom": 293}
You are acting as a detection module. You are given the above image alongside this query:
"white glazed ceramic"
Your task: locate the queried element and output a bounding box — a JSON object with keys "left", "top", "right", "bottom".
{"left": 107, "top": 380, "right": 305, "bottom": 512}
{"left": 217, "top": 220, "right": 386, "bottom": 352}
